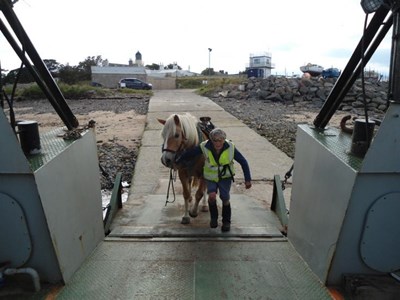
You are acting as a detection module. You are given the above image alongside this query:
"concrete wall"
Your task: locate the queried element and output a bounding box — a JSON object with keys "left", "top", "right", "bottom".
{"left": 92, "top": 74, "right": 148, "bottom": 89}
{"left": 147, "top": 77, "right": 176, "bottom": 90}
{"left": 92, "top": 74, "right": 176, "bottom": 90}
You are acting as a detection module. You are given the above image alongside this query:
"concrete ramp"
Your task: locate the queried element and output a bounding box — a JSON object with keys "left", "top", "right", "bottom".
{"left": 56, "top": 90, "right": 333, "bottom": 300}
{"left": 109, "top": 194, "right": 284, "bottom": 238}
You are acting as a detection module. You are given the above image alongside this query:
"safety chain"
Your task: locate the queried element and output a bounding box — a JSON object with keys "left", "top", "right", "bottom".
{"left": 281, "top": 164, "right": 294, "bottom": 191}
{"left": 61, "top": 120, "right": 96, "bottom": 140}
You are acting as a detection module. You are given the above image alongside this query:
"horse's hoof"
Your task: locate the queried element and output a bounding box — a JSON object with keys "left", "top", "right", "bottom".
{"left": 189, "top": 211, "right": 198, "bottom": 218}
{"left": 181, "top": 217, "right": 190, "bottom": 224}
{"left": 201, "top": 205, "right": 209, "bottom": 212}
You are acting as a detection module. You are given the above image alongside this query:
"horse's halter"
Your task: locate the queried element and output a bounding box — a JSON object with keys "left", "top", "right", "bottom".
{"left": 162, "top": 130, "right": 187, "bottom": 155}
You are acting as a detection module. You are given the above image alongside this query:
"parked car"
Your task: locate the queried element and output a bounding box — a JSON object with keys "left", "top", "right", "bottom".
{"left": 119, "top": 78, "right": 152, "bottom": 90}
{"left": 321, "top": 68, "right": 341, "bottom": 79}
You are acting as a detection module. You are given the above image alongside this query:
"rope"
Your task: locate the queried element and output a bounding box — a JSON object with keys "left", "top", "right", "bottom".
{"left": 165, "top": 168, "right": 177, "bottom": 206}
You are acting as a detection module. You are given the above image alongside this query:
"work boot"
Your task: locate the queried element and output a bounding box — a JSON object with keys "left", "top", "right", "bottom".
{"left": 221, "top": 204, "right": 231, "bottom": 232}
{"left": 209, "top": 202, "right": 218, "bottom": 228}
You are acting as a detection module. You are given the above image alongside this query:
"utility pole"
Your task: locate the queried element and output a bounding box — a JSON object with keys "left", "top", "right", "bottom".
{"left": 208, "top": 48, "right": 212, "bottom": 76}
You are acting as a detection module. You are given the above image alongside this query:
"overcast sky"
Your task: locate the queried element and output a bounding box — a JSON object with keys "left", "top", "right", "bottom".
{"left": 0, "top": 0, "right": 393, "bottom": 76}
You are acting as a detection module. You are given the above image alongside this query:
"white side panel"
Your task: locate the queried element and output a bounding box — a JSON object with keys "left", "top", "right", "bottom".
{"left": 288, "top": 125, "right": 357, "bottom": 283}
{"left": 35, "top": 130, "right": 104, "bottom": 283}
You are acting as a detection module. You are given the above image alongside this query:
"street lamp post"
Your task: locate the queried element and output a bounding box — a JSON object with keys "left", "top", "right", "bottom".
{"left": 208, "top": 48, "right": 212, "bottom": 76}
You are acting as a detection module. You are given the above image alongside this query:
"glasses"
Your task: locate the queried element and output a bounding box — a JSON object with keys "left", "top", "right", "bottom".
{"left": 212, "top": 138, "right": 225, "bottom": 143}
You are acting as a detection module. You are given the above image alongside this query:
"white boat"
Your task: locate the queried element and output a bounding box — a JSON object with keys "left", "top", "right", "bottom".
{"left": 300, "top": 63, "right": 324, "bottom": 76}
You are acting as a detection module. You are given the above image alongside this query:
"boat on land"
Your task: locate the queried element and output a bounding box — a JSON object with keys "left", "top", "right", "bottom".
{"left": 300, "top": 63, "right": 324, "bottom": 76}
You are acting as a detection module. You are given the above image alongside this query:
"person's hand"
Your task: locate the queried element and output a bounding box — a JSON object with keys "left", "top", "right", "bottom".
{"left": 245, "top": 181, "right": 252, "bottom": 189}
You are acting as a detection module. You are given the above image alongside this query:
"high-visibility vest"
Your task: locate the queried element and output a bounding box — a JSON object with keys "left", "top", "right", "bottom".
{"left": 200, "top": 140, "right": 235, "bottom": 182}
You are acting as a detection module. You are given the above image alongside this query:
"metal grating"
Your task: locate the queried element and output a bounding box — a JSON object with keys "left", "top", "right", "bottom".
{"left": 57, "top": 241, "right": 332, "bottom": 299}
{"left": 302, "top": 125, "right": 363, "bottom": 171}
{"left": 27, "top": 128, "right": 75, "bottom": 171}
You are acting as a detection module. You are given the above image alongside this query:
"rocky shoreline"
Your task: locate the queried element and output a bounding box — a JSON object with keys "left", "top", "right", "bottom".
{"left": 212, "top": 76, "right": 388, "bottom": 117}
{"left": 207, "top": 76, "right": 387, "bottom": 160}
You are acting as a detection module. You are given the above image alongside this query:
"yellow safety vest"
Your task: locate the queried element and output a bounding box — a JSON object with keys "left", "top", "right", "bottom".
{"left": 200, "top": 140, "right": 235, "bottom": 182}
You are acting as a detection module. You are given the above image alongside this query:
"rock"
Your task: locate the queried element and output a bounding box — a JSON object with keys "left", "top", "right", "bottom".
{"left": 208, "top": 76, "right": 388, "bottom": 159}
{"left": 213, "top": 76, "right": 388, "bottom": 116}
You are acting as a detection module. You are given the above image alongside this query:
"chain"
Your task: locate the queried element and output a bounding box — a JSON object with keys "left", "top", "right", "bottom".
{"left": 62, "top": 120, "right": 96, "bottom": 140}
{"left": 281, "top": 164, "right": 294, "bottom": 191}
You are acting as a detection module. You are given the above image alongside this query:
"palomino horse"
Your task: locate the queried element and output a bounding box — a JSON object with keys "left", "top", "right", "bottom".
{"left": 157, "top": 113, "right": 208, "bottom": 224}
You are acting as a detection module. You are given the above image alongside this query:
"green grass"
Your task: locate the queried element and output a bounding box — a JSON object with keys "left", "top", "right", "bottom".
{"left": 195, "top": 76, "right": 244, "bottom": 96}
{"left": 2, "top": 76, "right": 245, "bottom": 101}
{"left": 2, "top": 82, "right": 153, "bottom": 100}
{"left": 117, "top": 87, "right": 153, "bottom": 96}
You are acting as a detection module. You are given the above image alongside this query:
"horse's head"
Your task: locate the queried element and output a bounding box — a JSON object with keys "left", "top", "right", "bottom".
{"left": 158, "top": 114, "right": 186, "bottom": 168}
{"left": 158, "top": 113, "right": 199, "bottom": 169}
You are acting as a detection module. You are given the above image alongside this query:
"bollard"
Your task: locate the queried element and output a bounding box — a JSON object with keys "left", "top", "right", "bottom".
{"left": 350, "top": 119, "right": 375, "bottom": 157}
{"left": 17, "top": 120, "right": 41, "bottom": 155}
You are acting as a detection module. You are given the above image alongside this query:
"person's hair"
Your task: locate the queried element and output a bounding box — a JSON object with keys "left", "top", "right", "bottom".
{"left": 210, "top": 128, "right": 226, "bottom": 141}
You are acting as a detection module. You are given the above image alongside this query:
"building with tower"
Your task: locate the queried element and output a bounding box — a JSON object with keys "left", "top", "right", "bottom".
{"left": 245, "top": 52, "right": 275, "bottom": 78}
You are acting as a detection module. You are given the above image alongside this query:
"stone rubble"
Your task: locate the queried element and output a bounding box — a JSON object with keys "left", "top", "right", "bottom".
{"left": 207, "top": 76, "right": 388, "bottom": 159}
{"left": 209, "top": 76, "right": 389, "bottom": 118}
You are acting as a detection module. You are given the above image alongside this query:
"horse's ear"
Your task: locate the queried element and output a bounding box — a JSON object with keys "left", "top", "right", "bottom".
{"left": 157, "top": 118, "right": 166, "bottom": 125}
{"left": 173, "top": 114, "right": 180, "bottom": 125}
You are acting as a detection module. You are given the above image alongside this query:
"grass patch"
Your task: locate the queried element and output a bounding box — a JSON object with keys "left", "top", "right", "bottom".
{"left": 196, "top": 77, "right": 245, "bottom": 96}
{"left": 2, "top": 82, "right": 153, "bottom": 101}
{"left": 117, "top": 88, "right": 153, "bottom": 96}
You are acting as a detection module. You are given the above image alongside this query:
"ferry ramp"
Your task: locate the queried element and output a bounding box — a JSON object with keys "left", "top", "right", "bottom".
{"left": 57, "top": 90, "right": 333, "bottom": 299}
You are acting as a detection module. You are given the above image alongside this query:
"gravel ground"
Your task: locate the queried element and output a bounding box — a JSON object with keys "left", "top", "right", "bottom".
{"left": 8, "top": 96, "right": 150, "bottom": 189}
{"left": 211, "top": 97, "right": 324, "bottom": 158}
{"left": 10, "top": 97, "right": 149, "bottom": 115}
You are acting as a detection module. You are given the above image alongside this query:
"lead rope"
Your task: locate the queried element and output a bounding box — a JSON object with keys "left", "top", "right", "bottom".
{"left": 165, "top": 168, "right": 177, "bottom": 206}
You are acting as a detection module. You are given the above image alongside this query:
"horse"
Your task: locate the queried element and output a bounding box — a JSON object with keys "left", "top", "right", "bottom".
{"left": 157, "top": 113, "right": 208, "bottom": 224}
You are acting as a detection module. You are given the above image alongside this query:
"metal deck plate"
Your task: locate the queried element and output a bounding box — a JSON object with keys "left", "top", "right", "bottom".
{"left": 302, "top": 125, "right": 363, "bottom": 171}
{"left": 57, "top": 241, "right": 332, "bottom": 299}
{"left": 27, "top": 128, "right": 74, "bottom": 171}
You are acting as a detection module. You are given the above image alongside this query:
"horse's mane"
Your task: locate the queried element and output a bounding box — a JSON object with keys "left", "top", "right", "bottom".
{"left": 161, "top": 113, "right": 199, "bottom": 147}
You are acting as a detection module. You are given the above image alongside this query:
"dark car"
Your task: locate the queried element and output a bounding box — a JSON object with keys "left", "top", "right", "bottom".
{"left": 321, "top": 68, "right": 341, "bottom": 79}
{"left": 119, "top": 78, "right": 152, "bottom": 90}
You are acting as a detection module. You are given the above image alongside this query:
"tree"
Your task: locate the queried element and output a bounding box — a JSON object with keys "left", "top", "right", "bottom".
{"left": 201, "top": 68, "right": 215, "bottom": 76}
{"left": 43, "top": 59, "right": 62, "bottom": 74}
{"left": 58, "top": 64, "right": 82, "bottom": 85}
{"left": 78, "top": 55, "right": 103, "bottom": 72}
{"left": 165, "top": 63, "right": 182, "bottom": 70}
{"left": 145, "top": 63, "right": 160, "bottom": 70}
{"left": 3, "top": 66, "right": 34, "bottom": 85}
{"left": 75, "top": 55, "right": 104, "bottom": 81}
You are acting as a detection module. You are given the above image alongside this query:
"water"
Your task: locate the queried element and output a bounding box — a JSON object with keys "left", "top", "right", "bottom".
{"left": 101, "top": 183, "right": 129, "bottom": 219}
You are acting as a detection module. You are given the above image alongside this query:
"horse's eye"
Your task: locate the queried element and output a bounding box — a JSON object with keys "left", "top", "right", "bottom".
{"left": 174, "top": 133, "right": 180, "bottom": 138}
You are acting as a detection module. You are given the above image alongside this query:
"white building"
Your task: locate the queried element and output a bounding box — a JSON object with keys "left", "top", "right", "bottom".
{"left": 246, "top": 52, "right": 275, "bottom": 78}
{"left": 91, "top": 51, "right": 197, "bottom": 89}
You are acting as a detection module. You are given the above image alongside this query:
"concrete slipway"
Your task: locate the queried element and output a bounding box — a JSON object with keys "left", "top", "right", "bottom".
{"left": 56, "top": 90, "right": 333, "bottom": 299}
